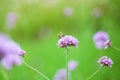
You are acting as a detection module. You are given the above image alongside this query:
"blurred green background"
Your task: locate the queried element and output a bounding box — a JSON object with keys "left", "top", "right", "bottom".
{"left": 0, "top": 0, "right": 120, "bottom": 80}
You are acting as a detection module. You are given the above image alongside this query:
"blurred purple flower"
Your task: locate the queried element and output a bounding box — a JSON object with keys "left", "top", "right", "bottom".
{"left": 92, "top": 7, "right": 102, "bottom": 18}
{"left": 1, "top": 54, "right": 22, "bottom": 70}
{"left": 5, "top": 12, "right": 17, "bottom": 30}
{"left": 0, "top": 33, "right": 25, "bottom": 56}
{"left": 63, "top": 7, "right": 74, "bottom": 17}
{"left": 103, "top": 40, "right": 112, "bottom": 49}
{"left": 93, "top": 31, "right": 110, "bottom": 49}
{"left": 53, "top": 60, "right": 78, "bottom": 80}
{"left": 3, "top": 41, "right": 25, "bottom": 56}
{"left": 98, "top": 56, "right": 113, "bottom": 67}
{"left": 53, "top": 68, "right": 71, "bottom": 80}
{"left": 68, "top": 60, "right": 78, "bottom": 71}
{"left": 57, "top": 34, "right": 79, "bottom": 49}
{"left": 0, "top": 33, "right": 25, "bottom": 70}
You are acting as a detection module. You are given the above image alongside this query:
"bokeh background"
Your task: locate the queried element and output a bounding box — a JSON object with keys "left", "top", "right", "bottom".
{"left": 0, "top": 0, "right": 120, "bottom": 80}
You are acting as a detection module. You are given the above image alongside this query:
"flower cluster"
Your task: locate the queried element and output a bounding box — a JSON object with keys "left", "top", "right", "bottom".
{"left": 92, "top": 7, "right": 102, "bottom": 18}
{"left": 93, "top": 31, "right": 113, "bottom": 67}
{"left": 98, "top": 56, "right": 113, "bottom": 67}
{"left": 93, "top": 31, "right": 111, "bottom": 49}
{"left": 56, "top": 32, "right": 115, "bottom": 80}
{"left": 57, "top": 34, "right": 79, "bottom": 49}
{"left": 0, "top": 33, "right": 25, "bottom": 70}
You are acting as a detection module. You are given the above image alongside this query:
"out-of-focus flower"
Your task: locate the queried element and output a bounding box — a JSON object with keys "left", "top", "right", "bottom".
{"left": 93, "top": 31, "right": 110, "bottom": 49}
{"left": 63, "top": 6, "right": 74, "bottom": 17}
{"left": 57, "top": 34, "right": 79, "bottom": 49}
{"left": 3, "top": 41, "right": 25, "bottom": 56}
{"left": 5, "top": 12, "right": 17, "bottom": 30}
{"left": 98, "top": 56, "right": 113, "bottom": 67}
{"left": 0, "top": 34, "right": 25, "bottom": 57}
{"left": 1, "top": 54, "right": 22, "bottom": 70}
{"left": 53, "top": 60, "right": 78, "bottom": 80}
{"left": 53, "top": 69, "right": 71, "bottom": 80}
{"left": 68, "top": 60, "right": 78, "bottom": 71}
{"left": 92, "top": 7, "right": 102, "bottom": 18}
{"left": 103, "top": 40, "right": 112, "bottom": 49}
{"left": 0, "top": 33, "right": 25, "bottom": 70}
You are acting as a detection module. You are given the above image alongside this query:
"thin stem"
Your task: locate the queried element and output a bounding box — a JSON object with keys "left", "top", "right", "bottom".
{"left": 112, "top": 45, "right": 120, "bottom": 52}
{"left": 23, "top": 60, "right": 50, "bottom": 80}
{"left": 86, "top": 68, "right": 102, "bottom": 80}
{"left": 66, "top": 48, "right": 69, "bottom": 80}
{"left": 0, "top": 68, "right": 9, "bottom": 80}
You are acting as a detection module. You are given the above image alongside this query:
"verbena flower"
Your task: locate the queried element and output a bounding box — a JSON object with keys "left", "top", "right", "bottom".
{"left": 57, "top": 34, "right": 79, "bottom": 49}
{"left": 68, "top": 60, "right": 78, "bottom": 71}
{"left": 4, "top": 41, "right": 25, "bottom": 56}
{"left": 0, "top": 33, "right": 25, "bottom": 70}
{"left": 93, "top": 31, "right": 111, "bottom": 49}
{"left": 53, "top": 69, "right": 71, "bottom": 80}
{"left": 53, "top": 60, "right": 78, "bottom": 80}
{"left": 103, "top": 40, "right": 112, "bottom": 49}
{"left": 5, "top": 12, "right": 17, "bottom": 30}
{"left": 0, "top": 34, "right": 25, "bottom": 57}
{"left": 1, "top": 54, "right": 22, "bottom": 70}
{"left": 98, "top": 56, "right": 113, "bottom": 67}
{"left": 92, "top": 7, "right": 102, "bottom": 18}
{"left": 63, "top": 6, "right": 74, "bottom": 17}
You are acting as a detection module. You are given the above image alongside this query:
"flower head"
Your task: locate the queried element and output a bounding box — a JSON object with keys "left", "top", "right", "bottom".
{"left": 1, "top": 54, "right": 22, "bottom": 70}
{"left": 92, "top": 7, "right": 102, "bottom": 18}
{"left": 93, "top": 31, "right": 110, "bottom": 49}
{"left": 103, "top": 40, "right": 112, "bottom": 49}
{"left": 63, "top": 6, "right": 74, "bottom": 17}
{"left": 0, "top": 34, "right": 25, "bottom": 57}
{"left": 68, "top": 60, "right": 78, "bottom": 71}
{"left": 0, "top": 33, "right": 25, "bottom": 70}
{"left": 98, "top": 56, "right": 113, "bottom": 67}
{"left": 53, "top": 69, "right": 71, "bottom": 80}
{"left": 5, "top": 12, "right": 17, "bottom": 30}
{"left": 53, "top": 60, "right": 78, "bottom": 80}
{"left": 57, "top": 34, "right": 79, "bottom": 49}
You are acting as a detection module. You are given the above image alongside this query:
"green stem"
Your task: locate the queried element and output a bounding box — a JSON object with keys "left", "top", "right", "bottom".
{"left": 112, "top": 45, "right": 120, "bottom": 52}
{"left": 0, "top": 68, "right": 9, "bottom": 80}
{"left": 23, "top": 60, "right": 50, "bottom": 80}
{"left": 86, "top": 68, "right": 102, "bottom": 80}
{"left": 66, "top": 48, "right": 69, "bottom": 80}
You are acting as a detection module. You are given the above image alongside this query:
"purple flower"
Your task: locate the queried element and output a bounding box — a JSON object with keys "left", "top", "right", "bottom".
{"left": 98, "top": 56, "right": 113, "bottom": 67}
{"left": 57, "top": 34, "right": 79, "bottom": 49}
{"left": 53, "top": 60, "right": 78, "bottom": 80}
{"left": 93, "top": 31, "right": 110, "bottom": 49}
{"left": 63, "top": 6, "right": 74, "bottom": 17}
{"left": 5, "top": 12, "right": 17, "bottom": 30}
{"left": 0, "top": 33, "right": 25, "bottom": 70}
{"left": 53, "top": 69, "right": 71, "bottom": 80}
{"left": 4, "top": 41, "right": 25, "bottom": 56}
{"left": 103, "top": 40, "right": 112, "bottom": 49}
{"left": 92, "top": 7, "right": 102, "bottom": 18}
{"left": 1, "top": 54, "right": 22, "bottom": 70}
{"left": 0, "top": 34, "right": 25, "bottom": 57}
{"left": 68, "top": 60, "right": 78, "bottom": 71}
